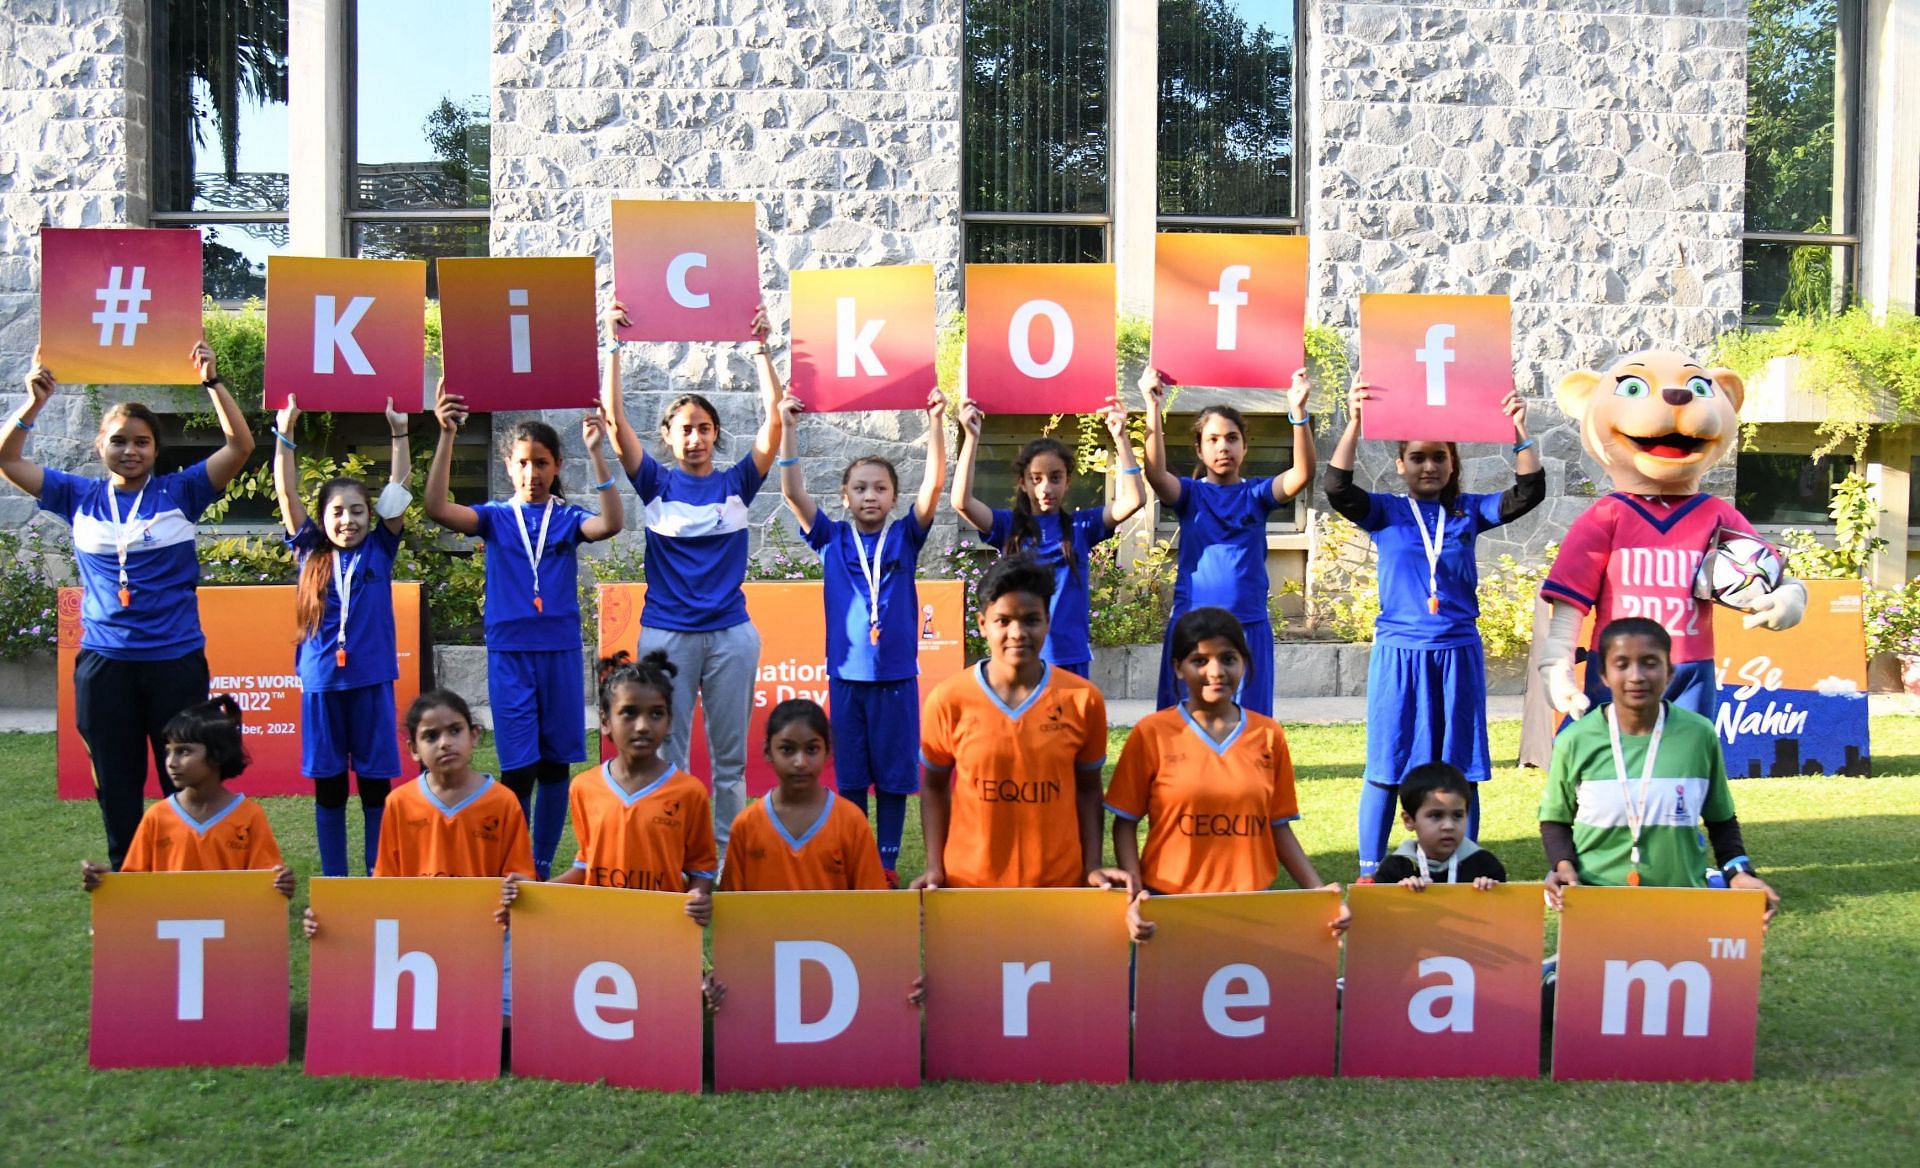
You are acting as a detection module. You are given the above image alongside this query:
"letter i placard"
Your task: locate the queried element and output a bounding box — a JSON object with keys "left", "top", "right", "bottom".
{"left": 1357, "top": 293, "right": 1513, "bottom": 443}
{"left": 436, "top": 257, "right": 599, "bottom": 412}
{"left": 304, "top": 878, "right": 506, "bottom": 1081}
{"left": 38, "top": 227, "right": 205, "bottom": 385}
{"left": 610, "top": 199, "right": 762, "bottom": 342}
{"left": 263, "top": 257, "right": 427, "bottom": 411}
{"left": 1552, "top": 886, "right": 1766, "bottom": 1082}
{"left": 90, "top": 871, "right": 289, "bottom": 1068}
{"left": 788, "top": 266, "right": 937, "bottom": 412}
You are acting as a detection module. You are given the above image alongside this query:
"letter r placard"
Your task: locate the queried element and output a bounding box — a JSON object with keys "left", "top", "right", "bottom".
{"left": 963, "top": 264, "right": 1116, "bottom": 415}
{"left": 90, "top": 871, "right": 288, "bottom": 1069}
{"left": 788, "top": 266, "right": 937, "bottom": 412}
{"left": 1357, "top": 293, "right": 1514, "bottom": 443}
{"left": 610, "top": 200, "right": 762, "bottom": 342}
{"left": 263, "top": 257, "right": 427, "bottom": 411}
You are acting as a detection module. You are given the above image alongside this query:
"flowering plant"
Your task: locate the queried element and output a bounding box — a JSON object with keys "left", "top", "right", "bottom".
{"left": 0, "top": 527, "right": 65, "bottom": 660}
{"left": 1863, "top": 582, "right": 1920, "bottom": 657}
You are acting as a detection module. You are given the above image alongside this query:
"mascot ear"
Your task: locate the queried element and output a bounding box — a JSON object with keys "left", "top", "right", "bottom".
{"left": 1707, "top": 367, "right": 1745, "bottom": 411}
{"left": 1554, "top": 369, "right": 1607, "bottom": 421}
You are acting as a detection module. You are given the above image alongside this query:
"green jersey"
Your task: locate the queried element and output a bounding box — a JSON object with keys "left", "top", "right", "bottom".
{"left": 1540, "top": 702, "right": 1736, "bottom": 889}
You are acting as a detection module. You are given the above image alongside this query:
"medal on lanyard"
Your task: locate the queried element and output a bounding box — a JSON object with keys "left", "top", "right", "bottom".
{"left": 513, "top": 498, "right": 554, "bottom": 614}
{"left": 332, "top": 549, "right": 363, "bottom": 668}
{"left": 853, "top": 521, "right": 891, "bottom": 646}
{"left": 1415, "top": 844, "right": 1459, "bottom": 884}
{"left": 1607, "top": 702, "right": 1666, "bottom": 888}
{"left": 1407, "top": 497, "right": 1444, "bottom": 615}
{"left": 107, "top": 482, "right": 150, "bottom": 609}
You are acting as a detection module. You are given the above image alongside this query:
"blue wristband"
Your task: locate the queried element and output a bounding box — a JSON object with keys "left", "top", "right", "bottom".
{"left": 1513, "top": 438, "right": 1535, "bottom": 454}
{"left": 1289, "top": 414, "right": 1309, "bottom": 426}
{"left": 273, "top": 428, "right": 297, "bottom": 451}
{"left": 10, "top": 418, "right": 31, "bottom": 433}
{"left": 1119, "top": 464, "right": 1143, "bottom": 475}
{"left": 593, "top": 475, "right": 617, "bottom": 491}
{"left": 775, "top": 456, "right": 799, "bottom": 467}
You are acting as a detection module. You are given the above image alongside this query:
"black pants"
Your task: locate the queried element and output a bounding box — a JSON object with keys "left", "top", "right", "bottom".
{"left": 73, "top": 648, "right": 210, "bottom": 869}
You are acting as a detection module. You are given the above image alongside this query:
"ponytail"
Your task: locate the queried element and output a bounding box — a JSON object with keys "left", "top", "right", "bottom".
{"left": 596, "top": 650, "right": 679, "bottom": 714}
{"left": 293, "top": 478, "right": 373, "bottom": 644}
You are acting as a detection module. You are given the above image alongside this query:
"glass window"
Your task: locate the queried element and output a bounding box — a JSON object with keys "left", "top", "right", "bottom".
{"left": 1157, "top": 0, "right": 1295, "bottom": 221}
{"left": 1742, "top": 239, "right": 1851, "bottom": 321}
{"left": 350, "top": 221, "right": 489, "bottom": 298}
{"left": 197, "top": 221, "right": 292, "bottom": 302}
{"left": 1159, "top": 411, "right": 1298, "bottom": 527}
{"left": 1736, "top": 452, "right": 1852, "bottom": 525}
{"left": 964, "top": 223, "right": 1108, "bottom": 264}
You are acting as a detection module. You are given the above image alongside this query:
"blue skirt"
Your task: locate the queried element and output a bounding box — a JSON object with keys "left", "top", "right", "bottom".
{"left": 1364, "top": 640, "right": 1492, "bottom": 785}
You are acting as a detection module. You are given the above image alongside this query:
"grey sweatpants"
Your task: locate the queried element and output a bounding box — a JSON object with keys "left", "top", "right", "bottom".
{"left": 636, "top": 621, "right": 761, "bottom": 859}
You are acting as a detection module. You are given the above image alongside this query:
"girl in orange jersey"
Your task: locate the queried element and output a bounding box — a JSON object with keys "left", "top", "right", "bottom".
{"left": 721, "top": 699, "right": 889, "bottom": 893}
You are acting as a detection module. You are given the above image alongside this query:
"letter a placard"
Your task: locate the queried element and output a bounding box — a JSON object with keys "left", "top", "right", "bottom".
{"left": 1552, "top": 886, "right": 1766, "bottom": 1082}
{"left": 1151, "top": 234, "right": 1308, "bottom": 390}
{"left": 710, "top": 890, "right": 921, "bottom": 1090}
{"left": 508, "top": 883, "right": 703, "bottom": 1091}
{"left": 788, "top": 266, "right": 937, "bottom": 412}
{"left": 263, "top": 257, "right": 427, "bottom": 411}
{"left": 963, "top": 264, "right": 1116, "bottom": 415}
{"left": 39, "top": 227, "right": 204, "bottom": 385}
{"left": 1133, "top": 890, "right": 1341, "bottom": 1082}
{"left": 305, "top": 878, "right": 505, "bottom": 1081}
{"left": 610, "top": 199, "right": 762, "bottom": 342}
{"left": 436, "top": 257, "right": 598, "bottom": 412}
{"left": 1358, "top": 293, "right": 1513, "bottom": 443}
{"left": 90, "top": 872, "right": 288, "bottom": 1069}
{"left": 1338, "top": 884, "right": 1544, "bottom": 1079}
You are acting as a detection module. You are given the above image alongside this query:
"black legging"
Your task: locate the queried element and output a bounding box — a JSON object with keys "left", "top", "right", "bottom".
{"left": 312, "top": 774, "right": 393, "bottom": 813}
{"left": 73, "top": 649, "right": 209, "bottom": 869}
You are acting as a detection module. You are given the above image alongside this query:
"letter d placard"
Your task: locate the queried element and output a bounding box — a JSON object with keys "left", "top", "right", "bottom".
{"left": 263, "top": 257, "right": 426, "bottom": 411}
{"left": 1357, "top": 293, "right": 1513, "bottom": 443}
{"left": 963, "top": 264, "right": 1116, "bottom": 415}
{"left": 610, "top": 199, "right": 762, "bottom": 342}
{"left": 788, "top": 266, "right": 937, "bottom": 412}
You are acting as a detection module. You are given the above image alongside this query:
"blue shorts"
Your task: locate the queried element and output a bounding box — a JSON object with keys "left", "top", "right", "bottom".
{"left": 1365, "top": 640, "right": 1492, "bottom": 785}
{"left": 829, "top": 676, "right": 921, "bottom": 796}
{"left": 488, "top": 648, "right": 586, "bottom": 772}
{"left": 302, "top": 682, "right": 402, "bottom": 780}
{"left": 1581, "top": 658, "right": 1718, "bottom": 720}
{"left": 1158, "top": 616, "right": 1275, "bottom": 719}
{"left": 1051, "top": 660, "right": 1090, "bottom": 679}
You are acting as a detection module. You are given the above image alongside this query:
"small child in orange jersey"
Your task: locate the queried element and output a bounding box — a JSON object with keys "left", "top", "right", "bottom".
{"left": 551, "top": 652, "right": 717, "bottom": 924}
{"left": 82, "top": 696, "right": 293, "bottom": 896}
{"left": 721, "top": 699, "right": 889, "bottom": 893}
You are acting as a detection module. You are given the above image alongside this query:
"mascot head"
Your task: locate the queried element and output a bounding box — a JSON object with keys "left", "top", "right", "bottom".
{"left": 1555, "top": 350, "right": 1744, "bottom": 495}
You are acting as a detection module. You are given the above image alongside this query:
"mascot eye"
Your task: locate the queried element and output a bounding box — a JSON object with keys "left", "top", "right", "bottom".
{"left": 1614, "top": 376, "right": 1651, "bottom": 399}
{"left": 1686, "top": 375, "right": 1715, "bottom": 398}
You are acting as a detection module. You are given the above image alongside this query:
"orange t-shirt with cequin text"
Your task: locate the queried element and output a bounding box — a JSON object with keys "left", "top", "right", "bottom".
{"left": 720, "top": 791, "right": 888, "bottom": 891}
{"left": 373, "top": 775, "right": 535, "bottom": 879}
{"left": 122, "top": 794, "right": 283, "bottom": 873}
{"left": 569, "top": 763, "right": 718, "bottom": 892}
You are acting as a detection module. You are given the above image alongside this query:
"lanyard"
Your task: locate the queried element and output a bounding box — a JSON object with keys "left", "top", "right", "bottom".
{"left": 1407, "top": 497, "right": 1444, "bottom": 615}
{"left": 852, "top": 521, "right": 891, "bottom": 646}
{"left": 1606, "top": 703, "right": 1666, "bottom": 888}
{"left": 1415, "top": 844, "right": 1459, "bottom": 883}
{"left": 105, "top": 482, "right": 151, "bottom": 608}
{"left": 331, "top": 550, "right": 363, "bottom": 667}
{"left": 512, "top": 498, "right": 554, "bottom": 613}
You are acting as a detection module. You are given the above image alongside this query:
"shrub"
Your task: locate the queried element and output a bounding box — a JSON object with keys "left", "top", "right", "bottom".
{"left": 1864, "top": 581, "right": 1920, "bottom": 657}
{"left": 0, "top": 528, "right": 66, "bottom": 660}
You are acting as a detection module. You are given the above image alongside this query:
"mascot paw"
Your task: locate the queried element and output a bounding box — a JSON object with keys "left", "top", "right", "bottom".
{"left": 1545, "top": 660, "right": 1591, "bottom": 717}
{"left": 1741, "top": 580, "right": 1807, "bottom": 631}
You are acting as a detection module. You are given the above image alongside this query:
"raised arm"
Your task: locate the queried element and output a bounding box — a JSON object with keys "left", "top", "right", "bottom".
{"left": 0, "top": 352, "right": 54, "bottom": 499}
{"left": 947, "top": 400, "right": 995, "bottom": 532}
{"left": 422, "top": 380, "right": 482, "bottom": 536}
{"left": 270, "top": 396, "right": 306, "bottom": 536}
{"left": 577, "top": 411, "right": 625, "bottom": 541}
{"left": 1138, "top": 369, "right": 1184, "bottom": 506}
{"left": 1100, "top": 396, "right": 1145, "bottom": 527}
{"left": 1274, "top": 368, "right": 1314, "bottom": 504}
{"left": 380, "top": 397, "right": 411, "bottom": 533}
{"left": 915, "top": 389, "right": 949, "bottom": 529}
{"left": 774, "top": 394, "right": 816, "bottom": 531}
{"left": 1322, "top": 374, "right": 1374, "bottom": 525}
{"left": 193, "top": 341, "right": 257, "bottom": 491}
{"left": 599, "top": 300, "right": 644, "bottom": 477}
{"left": 748, "top": 305, "right": 784, "bottom": 476}
{"left": 1493, "top": 390, "right": 1546, "bottom": 526}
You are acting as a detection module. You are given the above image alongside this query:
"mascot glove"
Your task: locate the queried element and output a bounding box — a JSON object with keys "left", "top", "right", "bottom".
{"left": 1741, "top": 579, "right": 1807, "bottom": 631}
{"left": 1543, "top": 659, "right": 1591, "bottom": 717}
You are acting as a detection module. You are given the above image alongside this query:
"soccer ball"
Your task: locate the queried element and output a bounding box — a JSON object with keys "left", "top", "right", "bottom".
{"left": 1693, "top": 529, "right": 1784, "bottom": 610}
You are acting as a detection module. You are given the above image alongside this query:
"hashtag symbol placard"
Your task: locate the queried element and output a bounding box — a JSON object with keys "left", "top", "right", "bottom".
{"left": 40, "top": 227, "right": 204, "bottom": 385}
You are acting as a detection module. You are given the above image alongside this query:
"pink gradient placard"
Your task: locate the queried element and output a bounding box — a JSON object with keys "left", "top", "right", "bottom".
{"left": 304, "top": 878, "right": 505, "bottom": 1081}
{"left": 1151, "top": 234, "right": 1308, "bottom": 389}
{"left": 963, "top": 264, "right": 1116, "bottom": 415}
{"left": 264, "top": 256, "right": 427, "bottom": 411}
{"left": 437, "top": 256, "right": 598, "bottom": 412}
{"left": 90, "top": 871, "right": 289, "bottom": 1068}
{"left": 711, "top": 891, "right": 922, "bottom": 1091}
{"left": 611, "top": 199, "right": 762, "bottom": 341}
{"left": 1358, "top": 293, "right": 1514, "bottom": 443}
{"left": 1133, "top": 890, "right": 1341, "bottom": 1082}
{"left": 39, "top": 227, "right": 204, "bottom": 385}
{"left": 789, "top": 266, "right": 937, "bottom": 412}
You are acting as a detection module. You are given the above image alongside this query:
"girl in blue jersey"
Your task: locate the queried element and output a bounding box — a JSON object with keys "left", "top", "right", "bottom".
{"left": 1, "top": 343, "right": 256, "bottom": 869}
{"left": 1324, "top": 375, "right": 1543, "bottom": 879}
{"left": 774, "top": 388, "right": 947, "bottom": 884}
{"left": 424, "top": 380, "right": 624, "bottom": 880}
{"left": 950, "top": 396, "right": 1144, "bottom": 677}
{"left": 272, "top": 392, "right": 413, "bottom": 877}
{"left": 598, "top": 300, "right": 784, "bottom": 860}
{"left": 1140, "top": 367, "right": 1314, "bottom": 718}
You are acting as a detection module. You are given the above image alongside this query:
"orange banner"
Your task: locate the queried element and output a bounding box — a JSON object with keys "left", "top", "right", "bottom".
{"left": 923, "top": 889, "right": 1130, "bottom": 1083}
{"left": 1551, "top": 886, "right": 1767, "bottom": 1081}
{"left": 1133, "top": 890, "right": 1341, "bottom": 1081}
{"left": 597, "top": 581, "right": 965, "bottom": 796}
{"left": 1358, "top": 293, "right": 1514, "bottom": 443}
{"left": 58, "top": 584, "right": 423, "bottom": 799}
{"left": 304, "top": 878, "right": 505, "bottom": 1081}
{"left": 437, "top": 256, "right": 598, "bottom": 412}
{"left": 963, "top": 264, "right": 1116, "bottom": 415}
{"left": 90, "top": 871, "right": 288, "bottom": 1068}
{"left": 789, "top": 266, "right": 938, "bottom": 412}
{"left": 38, "top": 227, "right": 204, "bottom": 385}
{"left": 611, "top": 199, "right": 762, "bottom": 342}
{"left": 264, "top": 257, "right": 427, "bottom": 411}
{"left": 1338, "top": 884, "right": 1545, "bottom": 1079}
{"left": 711, "top": 891, "right": 921, "bottom": 1090}
{"left": 507, "top": 883, "right": 704, "bottom": 1091}
{"left": 1151, "top": 234, "right": 1308, "bottom": 390}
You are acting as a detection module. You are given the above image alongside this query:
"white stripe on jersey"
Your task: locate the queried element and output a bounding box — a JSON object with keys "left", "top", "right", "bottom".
{"left": 71, "top": 509, "right": 197, "bottom": 556}
{"left": 644, "top": 495, "right": 750, "bottom": 539}
{"left": 1571, "top": 776, "right": 1712, "bottom": 829}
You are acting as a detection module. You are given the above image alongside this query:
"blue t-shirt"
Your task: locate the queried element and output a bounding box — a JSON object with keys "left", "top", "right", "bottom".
{"left": 288, "top": 520, "right": 402, "bottom": 690}
{"left": 981, "top": 507, "right": 1115, "bottom": 667}
{"left": 632, "top": 451, "right": 766, "bottom": 632}
{"left": 1170, "top": 477, "right": 1279, "bottom": 625}
{"left": 1353, "top": 490, "right": 1509, "bottom": 650}
{"left": 802, "top": 510, "right": 932, "bottom": 683}
{"left": 39, "top": 462, "right": 217, "bottom": 660}
{"left": 472, "top": 498, "right": 593, "bottom": 651}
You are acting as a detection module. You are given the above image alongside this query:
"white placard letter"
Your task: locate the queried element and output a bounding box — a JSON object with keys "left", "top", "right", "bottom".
{"left": 1414, "top": 323, "right": 1456, "bottom": 406}
{"left": 1408, "top": 955, "right": 1476, "bottom": 1034}
{"left": 371, "top": 918, "right": 438, "bottom": 1031}
{"left": 836, "top": 297, "right": 887, "bottom": 378}
{"left": 667, "top": 252, "right": 711, "bottom": 309}
{"left": 313, "top": 294, "right": 375, "bottom": 375}
{"left": 573, "top": 960, "right": 639, "bottom": 1041}
{"left": 774, "top": 940, "right": 859, "bottom": 1044}
{"left": 155, "top": 918, "right": 224, "bottom": 1022}
{"left": 507, "top": 288, "right": 532, "bottom": 374}
{"left": 1209, "top": 265, "right": 1252, "bottom": 351}
{"left": 1601, "top": 959, "right": 1711, "bottom": 1037}
{"left": 1008, "top": 301, "right": 1074, "bottom": 379}
{"left": 1001, "top": 960, "right": 1051, "bottom": 1038}
{"left": 1201, "top": 962, "right": 1270, "bottom": 1038}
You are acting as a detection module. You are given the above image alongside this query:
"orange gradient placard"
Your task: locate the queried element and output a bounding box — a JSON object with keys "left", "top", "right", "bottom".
{"left": 964, "top": 263, "right": 1116, "bottom": 415}
{"left": 305, "top": 878, "right": 505, "bottom": 1081}
{"left": 264, "top": 256, "right": 427, "bottom": 411}
{"left": 1133, "top": 890, "right": 1341, "bottom": 1082}
{"left": 711, "top": 891, "right": 921, "bottom": 1090}
{"left": 39, "top": 227, "right": 204, "bottom": 384}
{"left": 90, "top": 871, "right": 289, "bottom": 1068}
{"left": 508, "top": 883, "right": 703, "bottom": 1091}
{"left": 58, "top": 585, "right": 423, "bottom": 800}
{"left": 923, "top": 889, "right": 1130, "bottom": 1083}
{"left": 611, "top": 199, "right": 761, "bottom": 341}
{"left": 1339, "top": 883, "right": 1545, "bottom": 1079}
{"left": 1552, "top": 886, "right": 1767, "bottom": 1082}
{"left": 598, "top": 582, "right": 965, "bottom": 796}
{"left": 789, "top": 266, "right": 937, "bottom": 412}
{"left": 1359, "top": 293, "right": 1514, "bottom": 443}
{"left": 437, "top": 256, "right": 598, "bottom": 412}
{"left": 1712, "top": 578, "right": 1866, "bottom": 691}
{"left": 1151, "top": 234, "right": 1308, "bottom": 389}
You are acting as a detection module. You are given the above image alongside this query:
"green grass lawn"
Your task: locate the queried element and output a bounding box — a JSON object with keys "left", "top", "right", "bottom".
{"left": 4, "top": 719, "right": 1917, "bottom": 1166}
